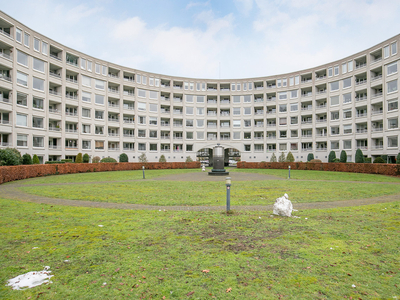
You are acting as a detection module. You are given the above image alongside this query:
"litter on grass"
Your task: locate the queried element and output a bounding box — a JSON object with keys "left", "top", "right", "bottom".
{"left": 6, "top": 266, "right": 53, "bottom": 290}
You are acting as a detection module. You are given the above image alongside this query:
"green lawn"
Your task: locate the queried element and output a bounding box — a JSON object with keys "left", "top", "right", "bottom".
{"left": 19, "top": 180, "right": 400, "bottom": 206}
{"left": 1, "top": 198, "right": 399, "bottom": 299}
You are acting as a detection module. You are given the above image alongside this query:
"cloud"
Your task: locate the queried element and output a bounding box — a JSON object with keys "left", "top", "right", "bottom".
{"left": 186, "top": 1, "right": 210, "bottom": 10}
{"left": 234, "top": 0, "right": 254, "bottom": 15}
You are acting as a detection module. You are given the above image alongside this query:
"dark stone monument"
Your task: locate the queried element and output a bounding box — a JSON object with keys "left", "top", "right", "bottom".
{"left": 208, "top": 144, "right": 229, "bottom": 176}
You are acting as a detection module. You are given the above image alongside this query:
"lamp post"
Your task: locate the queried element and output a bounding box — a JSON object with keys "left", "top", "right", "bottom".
{"left": 142, "top": 165, "right": 145, "bottom": 179}
{"left": 288, "top": 165, "right": 291, "bottom": 179}
{"left": 226, "top": 177, "right": 231, "bottom": 212}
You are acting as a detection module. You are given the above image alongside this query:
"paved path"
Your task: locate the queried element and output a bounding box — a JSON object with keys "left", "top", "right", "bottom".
{"left": 1, "top": 170, "right": 399, "bottom": 211}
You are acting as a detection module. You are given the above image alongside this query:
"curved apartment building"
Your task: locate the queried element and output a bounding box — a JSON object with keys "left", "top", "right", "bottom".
{"left": 0, "top": 11, "right": 399, "bottom": 163}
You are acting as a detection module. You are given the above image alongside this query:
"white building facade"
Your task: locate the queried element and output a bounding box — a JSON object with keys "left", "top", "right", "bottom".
{"left": 0, "top": 11, "right": 399, "bottom": 163}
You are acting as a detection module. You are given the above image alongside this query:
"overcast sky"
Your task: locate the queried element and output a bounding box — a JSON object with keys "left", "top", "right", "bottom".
{"left": 2, "top": 0, "right": 400, "bottom": 79}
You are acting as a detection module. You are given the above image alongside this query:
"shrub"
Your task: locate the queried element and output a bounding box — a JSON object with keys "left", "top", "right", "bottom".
{"left": 22, "top": 153, "right": 33, "bottom": 165}
{"left": 339, "top": 150, "right": 347, "bottom": 163}
{"left": 373, "top": 157, "right": 385, "bottom": 164}
{"left": 364, "top": 157, "right": 372, "bottom": 163}
{"left": 278, "top": 152, "right": 286, "bottom": 162}
{"left": 328, "top": 151, "right": 336, "bottom": 163}
{"left": 355, "top": 149, "right": 365, "bottom": 163}
{"left": 61, "top": 159, "right": 73, "bottom": 163}
{"left": 83, "top": 153, "right": 90, "bottom": 163}
{"left": 310, "top": 159, "right": 322, "bottom": 163}
{"left": 307, "top": 153, "right": 314, "bottom": 162}
{"left": 286, "top": 152, "right": 295, "bottom": 162}
{"left": 0, "top": 148, "right": 22, "bottom": 166}
{"left": 119, "top": 153, "right": 128, "bottom": 162}
{"left": 185, "top": 156, "right": 193, "bottom": 162}
{"left": 333, "top": 158, "right": 340, "bottom": 163}
{"left": 92, "top": 156, "right": 101, "bottom": 163}
{"left": 270, "top": 153, "right": 277, "bottom": 162}
{"left": 138, "top": 153, "right": 148, "bottom": 163}
{"left": 100, "top": 157, "right": 117, "bottom": 163}
{"left": 75, "top": 153, "right": 83, "bottom": 163}
{"left": 45, "top": 161, "right": 66, "bottom": 164}
{"left": 32, "top": 154, "right": 40, "bottom": 164}
{"left": 159, "top": 155, "right": 167, "bottom": 163}
{"left": 397, "top": 153, "right": 400, "bottom": 164}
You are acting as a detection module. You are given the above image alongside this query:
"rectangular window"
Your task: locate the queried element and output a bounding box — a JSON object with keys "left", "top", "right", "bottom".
{"left": 17, "top": 72, "right": 28, "bottom": 86}
{"left": 237, "top": 83, "right": 241, "bottom": 90}
{"left": 387, "top": 62, "right": 397, "bottom": 75}
{"left": 328, "top": 67, "right": 333, "bottom": 77}
{"left": 34, "top": 38, "right": 40, "bottom": 51}
{"left": 82, "top": 75, "right": 91, "bottom": 87}
{"left": 32, "top": 77, "right": 44, "bottom": 91}
{"left": 95, "top": 79, "right": 105, "bottom": 90}
{"left": 95, "top": 63, "right": 100, "bottom": 74}
{"left": 95, "top": 141, "right": 104, "bottom": 150}
{"left": 82, "top": 124, "right": 91, "bottom": 134}
{"left": 33, "top": 136, "right": 44, "bottom": 148}
{"left": 343, "top": 93, "right": 351, "bottom": 104}
{"left": 290, "top": 90, "right": 298, "bottom": 98}
{"left": 186, "top": 95, "right": 193, "bottom": 103}
{"left": 149, "top": 103, "right": 158, "bottom": 112}
{"left": 186, "top": 107, "right": 194, "bottom": 115}
{"left": 295, "top": 76, "right": 299, "bottom": 85}
{"left": 388, "top": 136, "right": 398, "bottom": 147}
{"left": 233, "top": 107, "right": 240, "bottom": 115}
{"left": 197, "top": 119, "right": 204, "bottom": 127}
{"left": 32, "top": 97, "right": 43, "bottom": 109}
{"left": 244, "top": 95, "right": 251, "bottom": 102}
{"left": 279, "top": 92, "right": 287, "bottom": 100}
{"left": 282, "top": 79, "right": 287, "bottom": 87}
{"left": 42, "top": 41, "right": 48, "bottom": 55}
{"left": 330, "top": 81, "right": 339, "bottom": 91}
{"left": 17, "top": 134, "right": 27, "bottom": 147}
{"left": 149, "top": 77, "right": 154, "bottom": 86}
{"left": 149, "top": 91, "right": 158, "bottom": 99}
{"left": 233, "top": 96, "right": 240, "bottom": 103}
{"left": 243, "top": 83, "right": 247, "bottom": 91}
{"left": 279, "top": 118, "right": 287, "bottom": 125}
{"left": 231, "top": 83, "right": 235, "bottom": 91}
{"left": 17, "top": 93, "right": 28, "bottom": 106}
{"left": 138, "top": 89, "right": 146, "bottom": 98}
{"left": 24, "top": 33, "right": 30, "bottom": 47}
{"left": 348, "top": 61, "right": 353, "bottom": 72}
{"left": 102, "top": 66, "right": 107, "bottom": 76}
{"left": 82, "top": 91, "right": 91, "bottom": 102}
{"left": 81, "top": 58, "right": 86, "bottom": 69}
{"left": 330, "top": 95, "right": 339, "bottom": 106}
{"left": 392, "top": 42, "right": 397, "bottom": 55}
{"left": 291, "top": 116, "right": 298, "bottom": 124}
{"left": 279, "top": 104, "right": 287, "bottom": 113}
{"left": 387, "top": 80, "right": 398, "bottom": 93}
{"left": 17, "top": 50, "right": 28, "bottom": 66}
{"left": 343, "top": 140, "right": 351, "bottom": 149}
{"left": 388, "top": 118, "right": 398, "bottom": 129}
{"left": 342, "top": 63, "right": 347, "bottom": 73}
{"left": 138, "top": 102, "right": 146, "bottom": 111}
{"left": 87, "top": 61, "right": 92, "bottom": 71}
{"left": 289, "top": 77, "right": 294, "bottom": 86}
{"left": 16, "top": 28, "right": 22, "bottom": 42}
{"left": 388, "top": 99, "right": 398, "bottom": 111}
{"left": 384, "top": 45, "right": 390, "bottom": 58}
{"left": 197, "top": 132, "right": 204, "bottom": 139}
{"left": 82, "top": 108, "right": 91, "bottom": 118}
{"left": 343, "top": 109, "right": 352, "bottom": 119}
{"left": 95, "top": 94, "right": 104, "bottom": 105}
{"left": 244, "top": 107, "right": 251, "bottom": 115}
{"left": 95, "top": 111, "right": 104, "bottom": 119}
{"left": 142, "top": 76, "right": 147, "bottom": 85}
{"left": 334, "top": 66, "right": 339, "bottom": 76}
{"left": 33, "top": 58, "right": 45, "bottom": 72}
{"left": 197, "top": 96, "right": 204, "bottom": 103}
{"left": 149, "top": 117, "right": 158, "bottom": 126}
{"left": 197, "top": 107, "right": 204, "bottom": 115}
{"left": 16, "top": 114, "right": 27, "bottom": 126}
{"left": 343, "top": 124, "right": 352, "bottom": 134}
{"left": 277, "top": 79, "right": 281, "bottom": 87}
{"left": 290, "top": 103, "right": 298, "bottom": 112}
{"left": 233, "top": 120, "right": 241, "bottom": 127}
{"left": 343, "top": 77, "right": 351, "bottom": 89}
{"left": 82, "top": 140, "right": 91, "bottom": 149}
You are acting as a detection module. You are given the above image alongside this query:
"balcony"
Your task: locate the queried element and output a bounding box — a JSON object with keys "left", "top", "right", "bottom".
{"left": 0, "top": 52, "right": 12, "bottom": 61}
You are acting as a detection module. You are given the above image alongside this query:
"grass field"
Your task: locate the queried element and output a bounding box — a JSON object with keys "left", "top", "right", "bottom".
{"left": 1, "top": 169, "right": 400, "bottom": 299}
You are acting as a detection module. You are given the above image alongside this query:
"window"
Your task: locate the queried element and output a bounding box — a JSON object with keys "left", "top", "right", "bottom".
{"left": 279, "top": 144, "right": 287, "bottom": 151}
{"left": 233, "top": 120, "right": 241, "bottom": 127}
{"left": 343, "top": 124, "right": 352, "bottom": 134}
{"left": 33, "top": 136, "right": 44, "bottom": 148}
{"left": 87, "top": 61, "right": 92, "bottom": 71}
{"left": 82, "top": 108, "right": 91, "bottom": 118}
{"left": 95, "top": 141, "right": 104, "bottom": 150}
{"left": 233, "top": 132, "right": 240, "bottom": 139}
{"left": 138, "top": 89, "right": 146, "bottom": 98}
{"left": 290, "top": 103, "right": 298, "bottom": 112}
{"left": 277, "top": 79, "right": 281, "bottom": 88}
{"left": 197, "top": 108, "right": 204, "bottom": 115}
{"left": 95, "top": 79, "right": 105, "bottom": 90}
{"left": 142, "top": 76, "right": 147, "bottom": 85}
{"left": 279, "top": 104, "right": 287, "bottom": 113}
{"left": 197, "top": 132, "right": 204, "bottom": 139}
{"left": 186, "top": 119, "right": 193, "bottom": 127}
{"left": 138, "top": 102, "right": 146, "bottom": 111}
{"left": 289, "top": 77, "right": 294, "bottom": 86}
{"left": 388, "top": 136, "right": 398, "bottom": 147}
{"left": 343, "top": 93, "right": 351, "bottom": 104}
{"left": 17, "top": 134, "right": 27, "bottom": 147}
{"left": 233, "top": 107, "right": 240, "bottom": 115}
{"left": 148, "top": 91, "right": 157, "bottom": 99}
{"left": 291, "top": 116, "right": 298, "bottom": 124}
{"left": 343, "top": 77, "right": 351, "bottom": 89}
{"left": 392, "top": 42, "right": 397, "bottom": 55}
{"left": 16, "top": 114, "right": 27, "bottom": 126}
{"left": 101, "top": 66, "right": 107, "bottom": 76}
{"left": 331, "top": 111, "right": 339, "bottom": 121}
{"left": 95, "top": 94, "right": 104, "bottom": 105}
{"left": 82, "top": 75, "right": 91, "bottom": 87}
{"left": 16, "top": 28, "right": 22, "bottom": 42}
{"left": 387, "top": 80, "right": 398, "bottom": 94}
{"left": 290, "top": 90, "right": 298, "bottom": 98}
{"left": 149, "top": 103, "right": 158, "bottom": 112}
{"left": 387, "top": 62, "right": 397, "bottom": 75}
{"left": 343, "top": 140, "right": 351, "bottom": 149}
{"left": 282, "top": 79, "right": 287, "bottom": 87}
{"left": 279, "top": 92, "right": 287, "bottom": 100}
{"left": 138, "top": 116, "right": 146, "bottom": 125}
{"left": 17, "top": 93, "right": 28, "bottom": 106}
{"left": 32, "top": 77, "right": 44, "bottom": 91}
{"left": 388, "top": 99, "right": 398, "bottom": 111}
{"left": 330, "top": 96, "right": 339, "bottom": 106}
{"left": 95, "top": 110, "right": 104, "bottom": 119}
{"left": 233, "top": 96, "right": 240, "bottom": 103}
{"left": 82, "top": 124, "right": 91, "bottom": 133}
{"left": 384, "top": 45, "right": 390, "bottom": 58}
{"left": 295, "top": 76, "right": 299, "bottom": 85}
{"left": 197, "top": 119, "right": 204, "bottom": 127}
{"left": 334, "top": 66, "right": 339, "bottom": 76}
{"left": 32, "top": 97, "right": 43, "bottom": 109}
{"left": 388, "top": 118, "right": 398, "bottom": 129}
{"left": 186, "top": 107, "right": 193, "bottom": 115}
{"left": 279, "top": 118, "right": 287, "bottom": 125}
{"left": 32, "top": 117, "right": 43, "bottom": 128}
{"left": 328, "top": 67, "right": 333, "bottom": 77}
{"left": 33, "top": 58, "right": 45, "bottom": 72}
{"left": 330, "top": 81, "right": 339, "bottom": 91}
{"left": 243, "top": 83, "right": 247, "bottom": 91}
{"left": 95, "top": 63, "right": 100, "bottom": 74}
{"left": 34, "top": 38, "right": 40, "bottom": 51}
{"left": 231, "top": 83, "right": 235, "bottom": 91}
{"left": 186, "top": 132, "right": 193, "bottom": 139}
{"left": 17, "top": 50, "right": 28, "bottom": 66}
{"left": 244, "top": 95, "right": 251, "bottom": 102}
{"left": 342, "top": 63, "right": 347, "bottom": 74}
{"left": 237, "top": 83, "right": 241, "bottom": 90}
{"left": 79, "top": 58, "right": 86, "bottom": 69}
{"left": 244, "top": 107, "right": 251, "bottom": 115}
{"left": 343, "top": 109, "right": 352, "bottom": 119}
{"left": 82, "top": 91, "right": 91, "bottom": 103}
{"left": 42, "top": 41, "right": 48, "bottom": 55}
{"left": 24, "top": 32, "right": 30, "bottom": 47}
{"left": 138, "top": 130, "right": 146, "bottom": 138}
{"left": 82, "top": 140, "right": 91, "bottom": 149}
{"left": 197, "top": 96, "right": 204, "bottom": 103}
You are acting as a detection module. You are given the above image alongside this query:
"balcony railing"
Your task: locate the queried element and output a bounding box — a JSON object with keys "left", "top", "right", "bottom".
{"left": 0, "top": 28, "right": 11, "bottom": 38}
{"left": 49, "top": 90, "right": 61, "bottom": 96}
{"left": 65, "top": 129, "right": 77, "bottom": 133}
{"left": 0, "top": 96, "right": 10, "bottom": 103}
{"left": 49, "top": 126, "right": 61, "bottom": 131}
{"left": 355, "top": 62, "right": 366, "bottom": 69}
{"left": 108, "top": 133, "right": 119, "bottom": 137}
{"left": 65, "top": 111, "right": 78, "bottom": 116}
{"left": 0, "top": 52, "right": 12, "bottom": 60}
{"left": 355, "top": 79, "right": 367, "bottom": 85}
{"left": 50, "top": 54, "right": 61, "bottom": 61}
{"left": 66, "top": 77, "right": 78, "bottom": 84}
{"left": 0, "top": 74, "right": 11, "bottom": 82}
{"left": 65, "top": 94, "right": 78, "bottom": 100}
{"left": 371, "top": 74, "right": 382, "bottom": 82}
